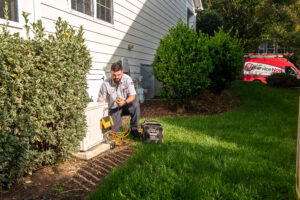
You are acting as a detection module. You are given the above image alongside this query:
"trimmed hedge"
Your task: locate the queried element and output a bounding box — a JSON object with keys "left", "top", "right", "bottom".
{"left": 0, "top": 18, "right": 92, "bottom": 188}
{"left": 153, "top": 20, "right": 244, "bottom": 108}
{"left": 266, "top": 73, "right": 299, "bottom": 88}
{"left": 153, "top": 20, "right": 213, "bottom": 108}
{"left": 208, "top": 29, "right": 244, "bottom": 92}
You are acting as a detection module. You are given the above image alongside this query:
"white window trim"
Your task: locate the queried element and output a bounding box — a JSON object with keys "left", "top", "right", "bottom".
{"left": 93, "top": 0, "right": 97, "bottom": 21}
{"left": 186, "top": 0, "right": 197, "bottom": 29}
{"left": 0, "top": 0, "right": 23, "bottom": 29}
{"left": 186, "top": 0, "right": 195, "bottom": 15}
{"left": 68, "top": 0, "right": 114, "bottom": 27}
{"left": 33, "top": 0, "right": 41, "bottom": 22}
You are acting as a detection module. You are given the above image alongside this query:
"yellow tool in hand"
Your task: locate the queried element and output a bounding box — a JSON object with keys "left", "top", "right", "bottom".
{"left": 116, "top": 97, "right": 122, "bottom": 102}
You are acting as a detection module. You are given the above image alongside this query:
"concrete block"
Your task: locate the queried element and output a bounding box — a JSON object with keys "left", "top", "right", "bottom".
{"left": 74, "top": 143, "right": 110, "bottom": 160}
{"left": 80, "top": 102, "right": 108, "bottom": 151}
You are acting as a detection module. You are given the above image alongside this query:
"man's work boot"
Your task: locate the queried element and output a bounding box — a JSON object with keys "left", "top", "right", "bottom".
{"left": 131, "top": 129, "right": 140, "bottom": 138}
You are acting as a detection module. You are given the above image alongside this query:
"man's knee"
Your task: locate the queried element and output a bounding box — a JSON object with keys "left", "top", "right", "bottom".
{"left": 129, "top": 99, "right": 140, "bottom": 114}
{"left": 109, "top": 108, "right": 122, "bottom": 126}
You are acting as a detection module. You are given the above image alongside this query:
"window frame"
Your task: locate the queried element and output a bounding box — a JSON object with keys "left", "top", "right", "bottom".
{"left": 69, "top": 0, "right": 114, "bottom": 25}
{"left": 0, "top": 0, "right": 23, "bottom": 29}
{"left": 285, "top": 66, "right": 298, "bottom": 76}
{"left": 71, "top": 0, "right": 94, "bottom": 17}
{"left": 96, "top": 0, "right": 113, "bottom": 24}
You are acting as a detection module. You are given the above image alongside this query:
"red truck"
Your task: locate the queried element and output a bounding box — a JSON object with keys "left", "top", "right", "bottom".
{"left": 243, "top": 54, "right": 300, "bottom": 84}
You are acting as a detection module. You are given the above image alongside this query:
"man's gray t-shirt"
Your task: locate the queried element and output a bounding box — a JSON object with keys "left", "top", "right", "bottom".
{"left": 98, "top": 74, "right": 136, "bottom": 109}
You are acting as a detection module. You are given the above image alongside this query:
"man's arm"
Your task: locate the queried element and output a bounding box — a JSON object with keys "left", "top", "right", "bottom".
{"left": 126, "top": 95, "right": 136, "bottom": 104}
{"left": 97, "top": 82, "right": 107, "bottom": 103}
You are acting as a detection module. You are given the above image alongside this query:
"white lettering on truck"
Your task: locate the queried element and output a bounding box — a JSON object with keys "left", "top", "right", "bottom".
{"left": 244, "top": 62, "right": 283, "bottom": 76}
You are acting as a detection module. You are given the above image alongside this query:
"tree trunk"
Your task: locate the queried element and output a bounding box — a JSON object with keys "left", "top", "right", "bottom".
{"left": 297, "top": 94, "right": 300, "bottom": 200}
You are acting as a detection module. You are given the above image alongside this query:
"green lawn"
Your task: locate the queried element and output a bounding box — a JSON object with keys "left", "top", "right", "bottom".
{"left": 88, "top": 81, "right": 299, "bottom": 200}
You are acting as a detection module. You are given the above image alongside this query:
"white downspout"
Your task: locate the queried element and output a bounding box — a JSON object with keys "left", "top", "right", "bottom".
{"left": 33, "top": 0, "right": 41, "bottom": 22}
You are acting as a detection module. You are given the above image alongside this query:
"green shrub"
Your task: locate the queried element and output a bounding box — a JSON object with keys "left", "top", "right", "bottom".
{"left": 207, "top": 28, "right": 244, "bottom": 92}
{"left": 266, "top": 73, "right": 298, "bottom": 88}
{"left": 0, "top": 18, "right": 91, "bottom": 188}
{"left": 196, "top": 10, "right": 224, "bottom": 36}
{"left": 153, "top": 20, "right": 213, "bottom": 110}
{"left": 0, "top": 134, "right": 30, "bottom": 188}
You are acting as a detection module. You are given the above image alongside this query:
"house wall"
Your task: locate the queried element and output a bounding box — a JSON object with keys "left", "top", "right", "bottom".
{"left": 1, "top": 0, "right": 197, "bottom": 101}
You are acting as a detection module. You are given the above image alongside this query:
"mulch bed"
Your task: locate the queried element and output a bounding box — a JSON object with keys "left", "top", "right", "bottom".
{"left": 1, "top": 146, "right": 134, "bottom": 200}
{"left": 1, "top": 89, "right": 240, "bottom": 200}
{"left": 140, "top": 89, "right": 240, "bottom": 118}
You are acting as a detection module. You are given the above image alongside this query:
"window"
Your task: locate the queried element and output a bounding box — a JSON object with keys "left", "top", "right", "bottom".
{"left": 71, "top": 0, "right": 113, "bottom": 24}
{"left": 0, "top": 0, "right": 19, "bottom": 22}
{"left": 285, "top": 66, "right": 297, "bottom": 76}
{"left": 96, "top": 0, "right": 112, "bottom": 23}
{"left": 71, "top": 0, "right": 94, "bottom": 16}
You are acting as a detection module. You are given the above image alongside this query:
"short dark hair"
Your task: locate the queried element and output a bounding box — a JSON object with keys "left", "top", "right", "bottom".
{"left": 111, "top": 60, "right": 123, "bottom": 72}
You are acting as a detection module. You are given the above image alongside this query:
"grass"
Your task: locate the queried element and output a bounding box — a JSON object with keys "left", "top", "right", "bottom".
{"left": 88, "top": 81, "right": 299, "bottom": 200}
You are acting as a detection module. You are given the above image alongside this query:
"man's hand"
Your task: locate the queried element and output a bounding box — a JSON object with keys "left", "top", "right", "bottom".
{"left": 116, "top": 99, "right": 126, "bottom": 107}
{"left": 116, "top": 95, "right": 135, "bottom": 107}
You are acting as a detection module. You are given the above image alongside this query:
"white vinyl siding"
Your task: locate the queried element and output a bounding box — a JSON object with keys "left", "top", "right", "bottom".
{"left": 2, "top": 0, "right": 197, "bottom": 101}
{"left": 2, "top": 0, "right": 191, "bottom": 72}
{"left": 40, "top": 0, "right": 188, "bottom": 71}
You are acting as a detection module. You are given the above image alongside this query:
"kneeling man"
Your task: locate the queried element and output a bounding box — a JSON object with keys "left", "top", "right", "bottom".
{"left": 97, "top": 61, "right": 140, "bottom": 137}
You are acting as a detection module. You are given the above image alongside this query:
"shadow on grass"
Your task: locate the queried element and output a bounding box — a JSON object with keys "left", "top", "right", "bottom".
{"left": 88, "top": 139, "right": 295, "bottom": 200}
{"left": 158, "top": 81, "right": 298, "bottom": 153}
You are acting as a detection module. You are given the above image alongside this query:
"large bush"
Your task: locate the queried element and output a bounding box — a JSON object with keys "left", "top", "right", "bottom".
{"left": 266, "top": 73, "right": 299, "bottom": 88}
{"left": 153, "top": 20, "right": 213, "bottom": 110}
{"left": 0, "top": 18, "right": 91, "bottom": 188}
{"left": 196, "top": 10, "right": 224, "bottom": 36}
{"left": 207, "top": 29, "right": 244, "bottom": 92}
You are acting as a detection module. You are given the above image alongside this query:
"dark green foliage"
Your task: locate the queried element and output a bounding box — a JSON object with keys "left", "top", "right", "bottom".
{"left": 0, "top": 18, "right": 92, "bottom": 188}
{"left": 203, "top": 0, "right": 300, "bottom": 52}
{"left": 0, "top": 134, "right": 31, "bottom": 188}
{"left": 208, "top": 29, "right": 244, "bottom": 92}
{"left": 266, "top": 73, "right": 299, "bottom": 88}
{"left": 153, "top": 20, "right": 213, "bottom": 107}
{"left": 196, "top": 10, "right": 224, "bottom": 36}
{"left": 286, "top": 31, "right": 300, "bottom": 68}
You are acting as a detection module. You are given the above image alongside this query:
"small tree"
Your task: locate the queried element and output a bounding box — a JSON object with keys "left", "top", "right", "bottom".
{"left": 153, "top": 20, "right": 213, "bottom": 112}
{"left": 208, "top": 28, "right": 244, "bottom": 92}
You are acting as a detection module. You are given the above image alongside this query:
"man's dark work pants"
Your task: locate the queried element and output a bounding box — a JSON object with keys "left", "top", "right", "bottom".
{"left": 109, "top": 99, "right": 140, "bottom": 132}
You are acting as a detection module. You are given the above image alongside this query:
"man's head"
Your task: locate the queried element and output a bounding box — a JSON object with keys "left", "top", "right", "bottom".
{"left": 110, "top": 60, "right": 123, "bottom": 84}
